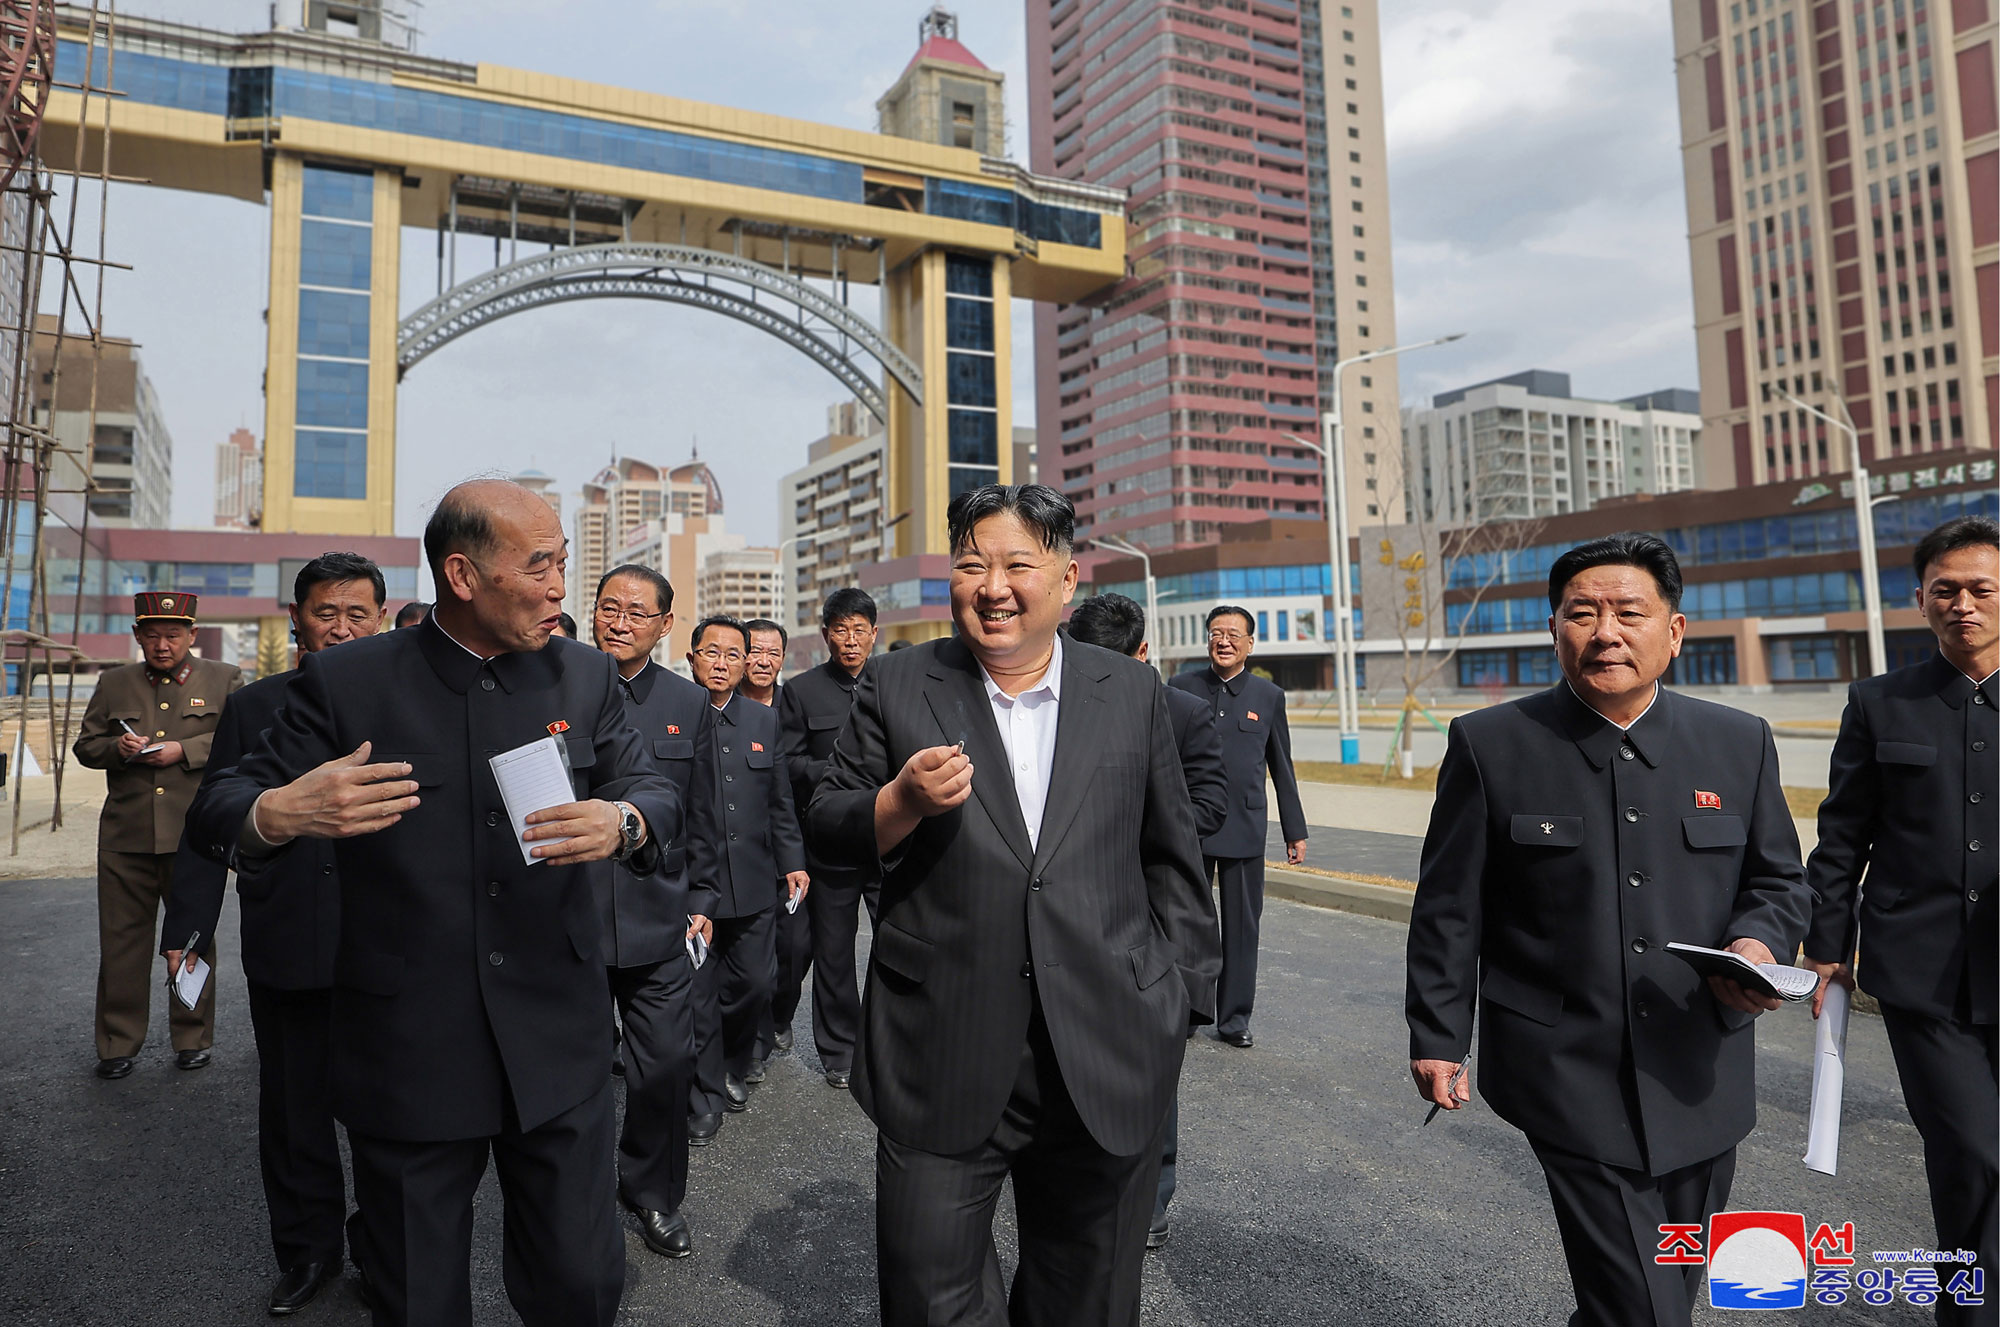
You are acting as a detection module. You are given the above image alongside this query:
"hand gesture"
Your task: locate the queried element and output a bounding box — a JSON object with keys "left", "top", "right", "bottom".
{"left": 1410, "top": 1058, "right": 1470, "bottom": 1111}
{"left": 893, "top": 745, "right": 974, "bottom": 818}
{"left": 785, "top": 871, "right": 810, "bottom": 904}
{"left": 252, "top": 741, "right": 422, "bottom": 844}
{"left": 524, "top": 799, "right": 638, "bottom": 864}
{"left": 1801, "top": 957, "right": 1855, "bottom": 1019}
{"left": 687, "top": 914, "right": 713, "bottom": 946}
{"left": 135, "top": 740, "right": 184, "bottom": 768}
{"left": 115, "top": 731, "right": 147, "bottom": 761}
{"left": 1707, "top": 936, "right": 1785, "bottom": 1015}
{"left": 1285, "top": 839, "right": 1306, "bottom": 866}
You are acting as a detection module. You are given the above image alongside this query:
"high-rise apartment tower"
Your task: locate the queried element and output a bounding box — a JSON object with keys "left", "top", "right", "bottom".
{"left": 1028, "top": 0, "right": 1402, "bottom": 549}
{"left": 1673, "top": 0, "right": 1996, "bottom": 487}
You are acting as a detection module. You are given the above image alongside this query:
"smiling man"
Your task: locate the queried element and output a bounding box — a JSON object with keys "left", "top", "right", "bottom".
{"left": 1406, "top": 531, "right": 1810, "bottom": 1327}
{"left": 808, "top": 483, "right": 1217, "bottom": 1326}
{"left": 1802, "top": 515, "right": 1999, "bottom": 1324}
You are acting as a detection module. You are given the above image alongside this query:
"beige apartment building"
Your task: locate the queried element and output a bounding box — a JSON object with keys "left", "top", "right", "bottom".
{"left": 30, "top": 315, "right": 173, "bottom": 529}
{"left": 569, "top": 455, "right": 720, "bottom": 627}
{"left": 1673, "top": 0, "right": 1996, "bottom": 487}
{"left": 696, "top": 546, "right": 781, "bottom": 624}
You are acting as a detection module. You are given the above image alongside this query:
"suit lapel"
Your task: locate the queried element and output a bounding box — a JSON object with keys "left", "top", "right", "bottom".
{"left": 924, "top": 640, "right": 1033, "bottom": 871}
{"left": 1030, "top": 644, "right": 1107, "bottom": 874}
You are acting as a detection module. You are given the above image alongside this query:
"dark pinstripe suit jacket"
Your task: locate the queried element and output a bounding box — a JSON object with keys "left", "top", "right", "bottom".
{"left": 808, "top": 633, "right": 1221, "bottom": 1158}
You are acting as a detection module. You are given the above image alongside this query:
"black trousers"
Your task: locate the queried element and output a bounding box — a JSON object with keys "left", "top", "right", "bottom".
{"left": 1882, "top": 1005, "right": 1999, "bottom": 1327}
{"left": 758, "top": 896, "right": 813, "bottom": 1058}
{"left": 690, "top": 907, "right": 775, "bottom": 1115}
{"left": 608, "top": 955, "right": 694, "bottom": 1217}
{"left": 1529, "top": 1137, "right": 1735, "bottom": 1327}
{"left": 246, "top": 981, "right": 345, "bottom": 1270}
{"left": 345, "top": 1081, "right": 623, "bottom": 1327}
{"left": 875, "top": 1002, "right": 1164, "bottom": 1327}
{"left": 1206, "top": 855, "right": 1264, "bottom": 1035}
{"left": 1154, "top": 1095, "right": 1178, "bottom": 1225}
{"left": 804, "top": 872, "right": 876, "bottom": 1073}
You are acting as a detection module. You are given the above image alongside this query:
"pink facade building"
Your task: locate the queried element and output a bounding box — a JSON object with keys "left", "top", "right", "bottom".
{"left": 1027, "top": 0, "right": 1402, "bottom": 551}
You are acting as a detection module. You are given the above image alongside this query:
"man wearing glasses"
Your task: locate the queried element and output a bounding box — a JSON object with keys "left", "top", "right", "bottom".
{"left": 685, "top": 616, "right": 808, "bottom": 1133}
{"left": 589, "top": 565, "right": 717, "bottom": 1257}
{"left": 1168, "top": 605, "right": 1308, "bottom": 1049}
{"left": 777, "top": 588, "right": 882, "bottom": 1089}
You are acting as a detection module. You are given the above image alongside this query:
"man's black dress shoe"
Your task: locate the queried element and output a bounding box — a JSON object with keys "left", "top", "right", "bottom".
{"left": 824, "top": 1069, "right": 850, "bottom": 1090}
{"left": 1218, "top": 1029, "right": 1253, "bottom": 1049}
{"left": 1146, "top": 1215, "right": 1171, "bottom": 1251}
{"left": 267, "top": 1261, "right": 337, "bottom": 1315}
{"left": 723, "top": 1075, "right": 749, "bottom": 1111}
{"left": 631, "top": 1205, "right": 693, "bottom": 1258}
{"left": 743, "top": 1059, "right": 766, "bottom": 1085}
{"left": 687, "top": 1112, "right": 723, "bottom": 1146}
{"left": 176, "top": 1048, "right": 212, "bottom": 1070}
{"left": 95, "top": 1056, "right": 135, "bottom": 1080}
{"left": 772, "top": 1027, "right": 793, "bottom": 1055}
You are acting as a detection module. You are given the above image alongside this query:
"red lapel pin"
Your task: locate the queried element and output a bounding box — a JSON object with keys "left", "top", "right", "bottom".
{"left": 1694, "top": 790, "right": 1721, "bottom": 810}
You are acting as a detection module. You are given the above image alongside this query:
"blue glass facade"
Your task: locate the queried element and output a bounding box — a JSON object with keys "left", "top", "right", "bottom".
{"left": 943, "top": 255, "right": 999, "bottom": 496}
{"left": 294, "top": 164, "right": 374, "bottom": 500}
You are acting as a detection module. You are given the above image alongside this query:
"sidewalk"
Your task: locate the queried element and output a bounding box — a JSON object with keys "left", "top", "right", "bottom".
{"left": 0, "top": 763, "right": 105, "bottom": 881}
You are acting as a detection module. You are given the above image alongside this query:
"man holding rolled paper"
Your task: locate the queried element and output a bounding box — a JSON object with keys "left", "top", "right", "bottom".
{"left": 193, "top": 480, "right": 676, "bottom": 1327}
{"left": 1406, "top": 532, "right": 1810, "bottom": 1327}
{"left": 1803, "top": 515, "right": 1998, "bottom": 1326}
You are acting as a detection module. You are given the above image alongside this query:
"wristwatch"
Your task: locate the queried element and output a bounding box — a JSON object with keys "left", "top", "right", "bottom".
{"left": 612, "top": 801, "right": 644, "bottom": 861}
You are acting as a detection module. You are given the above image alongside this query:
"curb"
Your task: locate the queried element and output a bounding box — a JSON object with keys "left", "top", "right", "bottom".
{"left": 1265, "top": 865, "right": 1414, "bottom": 923}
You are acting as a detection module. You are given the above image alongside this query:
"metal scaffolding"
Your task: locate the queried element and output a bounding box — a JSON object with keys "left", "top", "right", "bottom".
{"left": 0, "top": 0, "right": 123, "bottom": 853}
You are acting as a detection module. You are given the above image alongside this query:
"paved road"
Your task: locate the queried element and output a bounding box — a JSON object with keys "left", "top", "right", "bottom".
{"left": 1264, "top": 820, "right": 1424, "bottom": 882}
{"left": 2, "top": 876, "right": 1938, "bottom": 1325}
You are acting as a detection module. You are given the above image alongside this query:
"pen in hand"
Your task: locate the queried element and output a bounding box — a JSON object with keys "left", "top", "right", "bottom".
{"left": 1423, "top": 1052, "right": 1471, "bottom": 1126}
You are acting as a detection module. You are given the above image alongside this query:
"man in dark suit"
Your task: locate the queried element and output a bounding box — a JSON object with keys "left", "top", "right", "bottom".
{"left": 1803, "top": 515, "right": 1998, "bottom": 1325}
{"left": 187, "top": 480, "right": 677, "bottom": 1327}
{"left": 742, "top": 616, "right": 806, "bottom": 1076}
{"left": 809, "top": 484, "right": 1219, "bottom": 1327}
{"left": 776, "top": 587, "right": 881, "bottom": 1081}
{"left": 685, "top": 615, "right": 807, "bottom": 1135}
{"left": 162, "top": 552, "right": 386, "bottom": 1315}
{"left": 1406, "top": 531, "right": 1810, "bottom": 1327}
{"left": 1065, "top": 591, "right": 1227, "bottom": 1253}
{"left": 588, "top": 562, "right": 717, "bottom": 1258}
{"left": 1168, "top": 604, "right": 1307, "bottom": 1048}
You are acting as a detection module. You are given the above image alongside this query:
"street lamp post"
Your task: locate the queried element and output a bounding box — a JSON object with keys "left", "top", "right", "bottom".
{"left": 1783, "top": 393, "right": 1885, "bottom": 677}
{"left": 1090, "top": 533, "right": 1162, "bottom": 679}
{"left": 1287, "top": 330, "right": 1464, "bottom": 763}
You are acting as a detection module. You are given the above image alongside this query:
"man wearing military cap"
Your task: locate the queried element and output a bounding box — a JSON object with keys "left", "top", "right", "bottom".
{"left": 74, "top": 591, "right": 243, "bottom": 1079}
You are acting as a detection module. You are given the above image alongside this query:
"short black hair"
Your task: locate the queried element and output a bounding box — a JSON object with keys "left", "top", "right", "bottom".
{"left": 1546, "top": 532, "right": 1684, "bottom": 613}
{"left": 1067, "top": 593, "right": 1146, "bottom": 657}
{"left": 556, "top": 612, "right": 578, "bottom": 638}
{"left": 690, "top": 615, "right": 749, "bottom": 653}
{"left": 1913, "top": 516, "right": 1999, "bottom": 581}
{"left": 1206, "top": 604, "right": 1254, "bottom": 635}
{"left": 746, "top": 617, "right": 787, "bottom": 648}
{"left": 821, "top": 586, "right": 877, "bottom": 629}
{"left": 394, "top": 600, "right": 429, "bottom": 628}
{"left": 423, "top": 489, "right": 500, "bottom": 585}
{"left": 887, "top": 638, "right": 911, "bottom": 651}
{"left": 946, "top": 483, "right": 1075, "bottom": 558}
{"left": 293, "top": 551, "right": 385, "bottom": 608}
{"left": 596, "top": 563, "right": 673, "bottom": 615}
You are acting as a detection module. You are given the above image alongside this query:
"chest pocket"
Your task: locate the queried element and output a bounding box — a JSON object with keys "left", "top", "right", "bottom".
{"left": 1510, "top": 814, "right": 1583, "bottom": 848}
{"left": 177, "top": 701, "right": 220, "bottom": 723}
{"left": 1237, "top": 716, "right": 1267, "bottom": 735}
{"left": 807, "top": 715, "right": 844, "bottom": 733}
{"left": 653, "top": 738, "right": 695, "bottom": 762}
{"left": 1876, "top": 741, "right": 1937, "bottom": 768}
{"left": 745, "top": 746, "right": 775, "bottom": 770}
{"left": 1683, "top": 814, "right": 1747, "bottom": 849}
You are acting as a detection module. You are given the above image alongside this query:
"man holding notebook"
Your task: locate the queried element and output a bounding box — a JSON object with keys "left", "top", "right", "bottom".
{"left": 1405, "top": 532, "right": 1810, "bottom": 1327}
{"left": 193, "top": 480, "right": 675, "bottom": 1326}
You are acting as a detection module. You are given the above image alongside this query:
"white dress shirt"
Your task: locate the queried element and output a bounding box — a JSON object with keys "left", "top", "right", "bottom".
{"left": 977, "top": 634, "right": 1064, "bottom": 851}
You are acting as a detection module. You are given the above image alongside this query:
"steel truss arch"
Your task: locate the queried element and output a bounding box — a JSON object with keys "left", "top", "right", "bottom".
{"left": 397, "top": 242, "right": 921, "bottom": 423}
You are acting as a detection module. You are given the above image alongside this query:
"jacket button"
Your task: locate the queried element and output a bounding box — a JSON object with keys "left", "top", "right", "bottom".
{"left": 321, "top": 864, "right": 333, "bottom": 875}
{"left": 1624, "top": 808, "right": 1639, "bottom": 823}
{"left": 1972, "top": 841, "right": 1984, "bottom": 853}
{"left": 154, "top": 730, "right": 165, "bottom": 738}
{"left": 486, "top": 811, "right": 500, "bottom": 827}
{"left": 1977, "top": 692, "right": 1989, "bottom": 705}
{"left": 722, "top": 745, "right": 731, "bottom": 755}
{"left": 1977, "top": 741, "right": 1989, "bottom": 752}
{"left": 487, "top": 882, "right": 500, "bottom": 897}
{"left": 1631, "top": 937, "right": 1648, "bottom": 954}
{"left": 1619, "top": 745, "right": 1635, "bottom": 760}
{"left": 724, "top": 774, "right": 734, "bottom": 783}
{"left": 480, "top": 677, "right": 496, "bottom": 692}
{"left": 1974, "top": 793, "right": 1986, "bottom": 804}
{"left": 488, "top": 951, "right": 504, "bottom": 966}
{"left": 1970, "top": 889, "right": 1982, "bottom": 903}
{"left": 1636, "top": 1001, "right": 1650, "bottom": 1018}
{"left": 727, "top": 803, "right": 736, "bottom": 812}
{"left": 159, "top": 702, "right": 168, "bottom": 710}
{"left": 729, "top": 832, "right": 738, "bottom": 841}
{"left": 154, "top": 787, "right": 164, "bottom": 794}
{"left": 1020, "top": 961, "right": 1032, "bottom": 978}
{"left": 1627, "top": 872, "right": 1644, "bottom": 887}
{"left": 1031, "top": 877, "right": 1044, "bottom": 891}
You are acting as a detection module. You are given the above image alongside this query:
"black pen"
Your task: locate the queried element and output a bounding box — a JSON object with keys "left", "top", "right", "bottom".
{"left": 1423, "top": 1051, "right": 1471, "bottom": 1126}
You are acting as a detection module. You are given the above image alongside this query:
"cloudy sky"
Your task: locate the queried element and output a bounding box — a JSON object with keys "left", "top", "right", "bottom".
{"left": 76, "top": 0, "right": 1694, "bottom": 544}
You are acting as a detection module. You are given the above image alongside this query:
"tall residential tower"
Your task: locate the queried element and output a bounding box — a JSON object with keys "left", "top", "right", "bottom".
{"left": 1027, "top": 0, "right": 1402, "bottom": 550}
{"left": 1673, "top": 0, "right": 1996, "bottom": 487}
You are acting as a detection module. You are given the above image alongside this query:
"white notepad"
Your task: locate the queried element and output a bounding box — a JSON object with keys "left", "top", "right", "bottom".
{"left": 489, "top": 735, "right": 575, "bottom": 865}
{"left": 171, "top": 953, "right": 211, "bottom": 1010}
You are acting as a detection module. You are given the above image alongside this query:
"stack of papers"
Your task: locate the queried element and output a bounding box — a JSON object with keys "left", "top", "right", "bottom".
{"left": 1663, "top": 942, "right": 1819, "bottom": 1001}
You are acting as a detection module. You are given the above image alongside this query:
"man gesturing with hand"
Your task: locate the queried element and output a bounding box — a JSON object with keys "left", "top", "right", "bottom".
{"left": 809, "top": 483, "right": 1217, "bottom": 1327}
{"left": 191, "top": 480, "right": 675, "bottom": 1327}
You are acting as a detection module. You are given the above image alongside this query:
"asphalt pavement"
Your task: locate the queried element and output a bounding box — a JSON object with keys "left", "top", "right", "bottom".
{"left": 2, "top": 875, "right": 1938, "bottom": 1325}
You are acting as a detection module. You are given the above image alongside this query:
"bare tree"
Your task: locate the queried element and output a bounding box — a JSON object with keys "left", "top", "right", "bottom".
{"left": 1359, "top": 443, "right": 1545, "bottom": 778}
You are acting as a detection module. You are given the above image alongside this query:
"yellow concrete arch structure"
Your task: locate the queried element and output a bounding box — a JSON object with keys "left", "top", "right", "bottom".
{"left": 40, "top": 10, "right": 1125, "bottom": 553}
